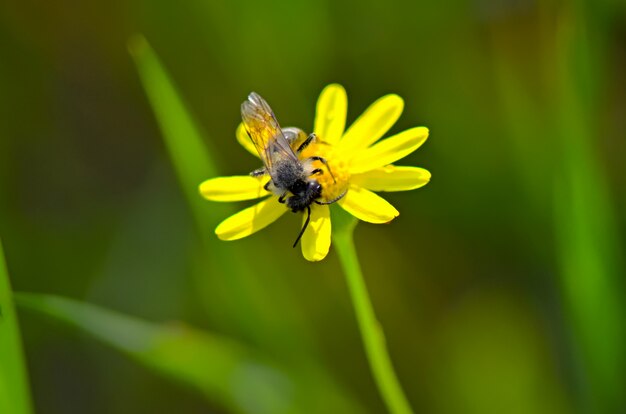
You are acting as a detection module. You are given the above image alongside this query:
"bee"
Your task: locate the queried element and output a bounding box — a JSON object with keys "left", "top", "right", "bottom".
{"left": 241, "top": 92, "right": 346, "bottom": 247}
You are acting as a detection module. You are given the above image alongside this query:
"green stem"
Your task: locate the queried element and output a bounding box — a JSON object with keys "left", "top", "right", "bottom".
{"left": 332, "top": 209, "right": 413, "bottom": 414}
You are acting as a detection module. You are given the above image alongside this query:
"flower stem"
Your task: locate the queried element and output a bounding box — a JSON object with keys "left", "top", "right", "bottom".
{"left": 332, "top": 208, "right": 414, "bottom": 414}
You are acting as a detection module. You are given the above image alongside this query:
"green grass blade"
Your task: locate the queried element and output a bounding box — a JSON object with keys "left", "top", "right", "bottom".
{"left": 15, "top": 293, "right": 364, "bottom": 414}
{"left": 128, "top": 35, "right": 221, "bottom": 238}
{"left": 15, "top": 293, "right": 290, "bottom": 413}
{"left": 0, "top": 239, "right": 33, "bottom": 414}
{"left": 128, "top": 34, "right": 265, "bottom": 340}
{"left": 553, "top": 3, "right": 625, "bottom": 411}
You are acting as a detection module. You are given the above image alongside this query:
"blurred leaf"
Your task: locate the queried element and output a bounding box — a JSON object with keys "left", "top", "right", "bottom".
{"left": 16, "top": 293, "right": 364, "bottom": 414}
{"left": 128, "top": 32, "right": 251, "bottom": 337}
{"left": 553, "top": 3, "right": 625, "bottom": 412}
{"left": 488, "top": 4, "right": 625, "bottom": 411}
{"left": 16, "top": 292, "right": 286, "bottom": 413}
{"left": 0, "top": 239, "right": 33, "bottom": 414}
{"left": 128, "top": 34, "right": 221, "bottom": 237}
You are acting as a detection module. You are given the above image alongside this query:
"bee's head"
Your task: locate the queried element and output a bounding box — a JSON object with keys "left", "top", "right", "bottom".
{"left": 287, "top": 179, "right": 322, "bottom": 212}
{"left": 290, "top": 179, "right": 320, "bottom": 197}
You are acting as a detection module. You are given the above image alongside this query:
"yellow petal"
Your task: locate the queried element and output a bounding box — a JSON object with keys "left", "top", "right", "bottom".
{"left": 199, "top": 176, "right": 269, "bottom": 201}
{"left": 339, "top": 94, "right": 404, "bottom": 150}
{"left": 338, "top": 186, "right": 399, "bottom": 223}
{"left": 236, "top": 123, "right": 260, "bottom": 158}
{"left": 351, "top": 166, "right": 431, "bottom": 192}
{"left": 314, "top": 84, "right": 347, "bottom": 145}
{"left": 349, "top": 127, "right": 429, "bottom": 174}
{"left": 301, "top": 205, "right": 331, "bottom": 261}
{"left": 215, "top": 197, "right": 286, "bottom": 240}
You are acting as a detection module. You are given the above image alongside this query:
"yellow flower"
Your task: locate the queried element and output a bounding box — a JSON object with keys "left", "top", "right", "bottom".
{"left": 199, "top": 84, "right": 430, "bottom": 261}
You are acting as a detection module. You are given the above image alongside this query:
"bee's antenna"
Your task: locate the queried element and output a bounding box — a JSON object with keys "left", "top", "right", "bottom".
{"left": 327, "top": 164, "right": 337, "bottom": 183}
{"left": 293, "top": 205, "right": 311, "bottom": 248}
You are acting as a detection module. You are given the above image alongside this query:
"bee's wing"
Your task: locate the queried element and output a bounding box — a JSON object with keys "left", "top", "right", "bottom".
{"left": 241, "top": 93, "right": 299, "bottom": 179}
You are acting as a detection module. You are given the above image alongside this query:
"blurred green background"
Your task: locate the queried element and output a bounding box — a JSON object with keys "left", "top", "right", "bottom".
{"left": 1, "top": 0, "right": 625, "bottom": 413}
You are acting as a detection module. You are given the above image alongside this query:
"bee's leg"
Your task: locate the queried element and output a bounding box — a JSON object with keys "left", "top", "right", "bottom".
{"left": 263, "top": 180, "right": 273, "bottom": 192}
{"left": 296, "top": 133, "right": 317, "bottom": 154}
{"left": 307, "top": 156, "right": 336, "bottom": 183}
{"left": 250, "top": 167, "right": 266, "bottom": 177}
{"left": 278, "top": 192, "right": 288, "bottom": 204}
{"left": 315, "top": 188, "right": 348, "bottom": 205}
{"left": 310, "top": 168, "right": 323, "bottom": 176}
{"left": 292, "top": 205, "right": 311, "bottom": 248}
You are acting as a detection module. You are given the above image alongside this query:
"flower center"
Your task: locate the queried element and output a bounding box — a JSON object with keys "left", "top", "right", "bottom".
{"left": 300, "top": 139, "right": 350, "bottom": 203}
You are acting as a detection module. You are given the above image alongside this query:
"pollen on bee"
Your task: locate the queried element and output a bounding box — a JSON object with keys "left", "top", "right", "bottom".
{"left": 300, "top": 140, "right": 350, "bottom": 203}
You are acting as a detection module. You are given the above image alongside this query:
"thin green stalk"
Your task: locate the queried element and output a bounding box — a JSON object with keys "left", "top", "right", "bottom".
{"left": 0, "top": 238, "right": 33, "bottom": 414}
{"left": 332, "top": 208, "right": 413, "bottom": 414}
